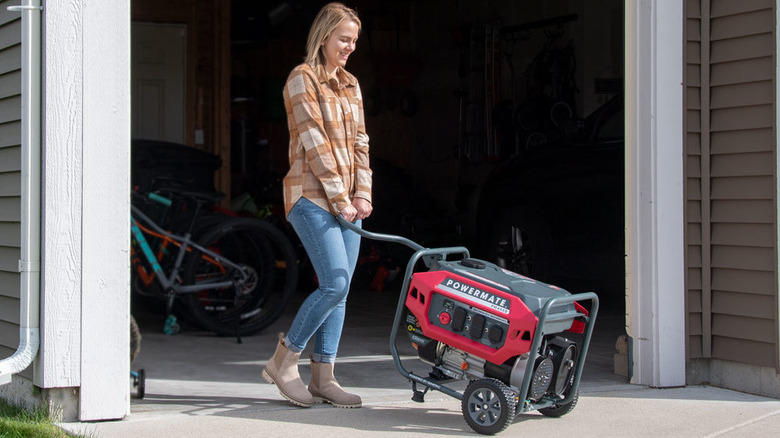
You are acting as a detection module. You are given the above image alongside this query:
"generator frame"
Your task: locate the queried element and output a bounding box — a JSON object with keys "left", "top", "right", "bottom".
{"left": 337, "top": 216, "right": 599, "bottom": 427}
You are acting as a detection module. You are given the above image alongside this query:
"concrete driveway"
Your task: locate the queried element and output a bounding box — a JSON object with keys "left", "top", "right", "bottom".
{"left": 59, "top": 286, "right": 780, "bottom": 437}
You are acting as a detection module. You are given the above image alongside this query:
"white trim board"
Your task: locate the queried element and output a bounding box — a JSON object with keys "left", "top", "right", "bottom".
{"left": 624, "top": 0, "right": 687, "bottom": 387}
{"left": 78, "top": 0, "right": 131, "bottom": 421}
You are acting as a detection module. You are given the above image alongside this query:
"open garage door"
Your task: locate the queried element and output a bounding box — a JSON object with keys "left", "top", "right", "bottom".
{"left": 128, "top": 2, "right": 631, "bottom": 411}
{"left": 133, "top": 0, "right": 629, "bottom": 387}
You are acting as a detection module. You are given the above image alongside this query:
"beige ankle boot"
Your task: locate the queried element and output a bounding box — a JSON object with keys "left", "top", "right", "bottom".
{"left": 262, "top": 334, "right": 314, "bottom": 407}
{"left": 309, "top": 360, "right": 362, "bottom": 408}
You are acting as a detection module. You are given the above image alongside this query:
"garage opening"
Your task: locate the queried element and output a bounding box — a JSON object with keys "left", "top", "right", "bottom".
{"left": 129, "top": 0, "right": 627, "bottom": 402}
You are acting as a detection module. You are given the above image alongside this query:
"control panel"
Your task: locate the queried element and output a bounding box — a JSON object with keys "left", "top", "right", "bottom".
{"left": 427, "top": 292, "right": 509, "bottom": 348}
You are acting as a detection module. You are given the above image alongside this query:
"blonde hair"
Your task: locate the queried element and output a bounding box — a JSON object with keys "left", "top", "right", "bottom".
{"left": 305, "top": 3, "right": 361, "bottom": 71}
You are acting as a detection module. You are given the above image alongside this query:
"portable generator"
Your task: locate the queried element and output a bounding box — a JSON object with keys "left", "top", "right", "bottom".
{"left": 338, "top": 216, "right": 598, "bottom": 435}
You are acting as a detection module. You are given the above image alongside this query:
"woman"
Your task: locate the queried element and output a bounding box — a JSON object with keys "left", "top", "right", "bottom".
{"left": 262, "top": 2, "right": 372, "bottom": 409}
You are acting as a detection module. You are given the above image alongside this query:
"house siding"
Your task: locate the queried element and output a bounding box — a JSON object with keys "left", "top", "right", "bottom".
{"left": 685, "top": 0, "right": 706, "bottom": 361}
{"left": 0, "top": 0, "right": 22, "bottom": 366}
{"left": 685, "top": 0, "right": 777, "bottom": 368}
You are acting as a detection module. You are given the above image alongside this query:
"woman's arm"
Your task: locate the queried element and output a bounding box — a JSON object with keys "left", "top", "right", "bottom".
{"left": 353, "top": 82, "right": 373, "bottom": 205}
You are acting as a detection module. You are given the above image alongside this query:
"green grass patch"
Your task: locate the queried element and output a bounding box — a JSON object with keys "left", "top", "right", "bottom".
{"left": 0, "top": 398, "right": 79, "bottom": 438}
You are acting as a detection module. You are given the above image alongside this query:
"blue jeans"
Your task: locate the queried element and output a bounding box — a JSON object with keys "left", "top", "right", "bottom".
{"left": 284, "top": 198, "right": 361, "bottom": 363}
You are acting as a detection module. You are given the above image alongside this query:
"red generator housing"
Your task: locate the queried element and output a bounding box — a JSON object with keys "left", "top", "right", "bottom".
{"left": 403, "top": 257, "right": 588, "bottom": 398}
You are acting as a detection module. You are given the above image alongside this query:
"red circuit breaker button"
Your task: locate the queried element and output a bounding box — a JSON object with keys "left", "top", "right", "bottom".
{"left": 438, "top": 312, "right": 451, "bottom": 325}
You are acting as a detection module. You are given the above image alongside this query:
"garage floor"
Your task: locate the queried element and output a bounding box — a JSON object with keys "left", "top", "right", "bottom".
{"left": 130, "top": 281, "right": 627, "bottom": 415}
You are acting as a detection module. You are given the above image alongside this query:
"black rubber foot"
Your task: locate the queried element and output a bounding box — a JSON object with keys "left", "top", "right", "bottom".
{"left": 411, "top": 381, "right": 428, "bottom": 403}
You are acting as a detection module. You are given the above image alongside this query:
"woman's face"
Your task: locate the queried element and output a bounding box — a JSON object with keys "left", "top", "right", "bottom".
{"left": 322, "top": 19, "right": 359, "bottom": 74}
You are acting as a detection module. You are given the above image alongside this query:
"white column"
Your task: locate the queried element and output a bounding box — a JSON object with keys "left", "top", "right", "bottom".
{"left": 625, "top": 0, "right": 687, "bottom": 387}
{"left": 79, "top": 0, "right": 131, "bottom": 420}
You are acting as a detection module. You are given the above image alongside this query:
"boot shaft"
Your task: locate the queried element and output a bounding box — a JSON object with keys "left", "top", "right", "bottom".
{"left": 309, "top": 360, "right": 335, "bottom": 390}
{"left": 308, "top": 359, "right": 362, "bottom": 408}
{"left": 263, "top": 334, "right": 314, "bottom": 407}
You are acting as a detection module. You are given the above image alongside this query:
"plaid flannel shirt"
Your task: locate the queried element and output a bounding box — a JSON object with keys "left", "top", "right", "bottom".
{"left": 282, "top": 63, "right": 372, "bottom": 217}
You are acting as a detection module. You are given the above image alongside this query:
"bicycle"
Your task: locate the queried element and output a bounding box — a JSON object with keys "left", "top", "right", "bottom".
{"left": 130, "top": 187, "right": 298, "bottom": 338}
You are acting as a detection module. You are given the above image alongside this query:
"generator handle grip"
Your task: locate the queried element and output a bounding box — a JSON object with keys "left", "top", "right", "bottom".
{"left": 337, "top": 215, "right": 425, "bottom": 252}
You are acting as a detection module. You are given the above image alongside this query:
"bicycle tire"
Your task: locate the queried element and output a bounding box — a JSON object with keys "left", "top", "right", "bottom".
{"left": 182, "top": 217, "right": 298, "bottom": 336}
{"left": 130, "top": 315, "right": 142, "bottom": 363}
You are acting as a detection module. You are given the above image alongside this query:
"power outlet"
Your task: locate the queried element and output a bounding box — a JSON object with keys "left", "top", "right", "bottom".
{"left": 195, "top": 129, "right": 204, "bottom": 145}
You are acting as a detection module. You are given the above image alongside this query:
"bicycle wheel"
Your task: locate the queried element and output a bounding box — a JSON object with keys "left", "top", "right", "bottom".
{"left": 182, "top": 217, "right": 298, "bottom": 336}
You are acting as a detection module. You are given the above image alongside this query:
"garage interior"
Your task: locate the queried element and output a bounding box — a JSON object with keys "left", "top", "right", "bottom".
{"left": 129, "top": 0, "right": 627, "bottom": 389}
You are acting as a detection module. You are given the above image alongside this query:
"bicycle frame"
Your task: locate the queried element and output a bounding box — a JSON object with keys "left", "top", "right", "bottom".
{"left": 131, "top": 205, "right": 251, "bottom": 295}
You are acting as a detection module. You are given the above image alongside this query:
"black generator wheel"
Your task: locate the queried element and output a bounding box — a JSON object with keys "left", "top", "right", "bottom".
{"left": 538, "top": 390, "right": 579, "bottom": 417}
{"left": 462, "top": 378, "right": 517, "bottom": 435}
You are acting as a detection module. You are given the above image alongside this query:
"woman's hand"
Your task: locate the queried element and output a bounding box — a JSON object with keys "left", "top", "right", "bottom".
{"left": 340, "top": 204, "right": 358, "bottom": 222}
{"left": 352, "top": 198, "right": 372, "bottom": 220}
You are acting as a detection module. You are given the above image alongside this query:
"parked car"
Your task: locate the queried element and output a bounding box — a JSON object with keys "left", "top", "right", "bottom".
{"left": 476, "top": 94, "right": 624, "bottom": 298}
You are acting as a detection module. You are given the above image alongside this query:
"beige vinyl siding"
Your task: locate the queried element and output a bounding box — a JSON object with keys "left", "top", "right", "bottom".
{"left": 685, "top": 0, "right": 705, "bottom": 360}
{"left": 686, "top": 0, "right": 777, "bottom": 368}
{"left": 0, "top": 0, "right": 21, "bottom": 362}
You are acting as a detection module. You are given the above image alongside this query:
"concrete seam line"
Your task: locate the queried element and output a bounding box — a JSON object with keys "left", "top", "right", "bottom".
{"left": 703, "top": 407, "right": 780, "bottom": 438}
